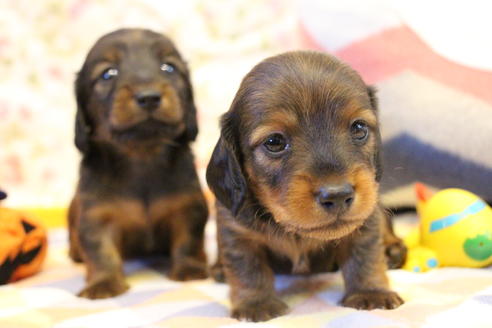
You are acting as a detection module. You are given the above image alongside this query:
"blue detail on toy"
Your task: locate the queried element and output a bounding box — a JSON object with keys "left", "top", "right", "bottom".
{"left": 429, "top": 200, "right": 486, "bottom": 233}
{"left": 413, "top": 266, "right": 420, "bottom": 272}
{"left": 427, "top": 258, "right": 438, "bottom": 268}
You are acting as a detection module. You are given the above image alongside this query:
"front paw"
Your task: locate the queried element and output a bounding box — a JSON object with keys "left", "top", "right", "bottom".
{"left": 210, "top": 261, "right": 226, "bottom": 282}
{"left": 69, "top": 245, "right": 83, "bottom": 263}
{"left": 385, "top": 240, "right": 407, "bottom": 269}
{"left": 342, "top": 290, "right": 403, "bottom": 310}
{"left": 232, "top": 296, "right": 289, "bottom": 322}
{"left": 169, "top": 260, "right": 208, "bottom": 281}
{"left": 78, "top": 276, "right": 129, "bottom": 299}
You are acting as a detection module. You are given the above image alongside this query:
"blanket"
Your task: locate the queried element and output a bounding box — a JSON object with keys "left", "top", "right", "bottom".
{"left": 1, "top": 219, "right": 492, "bottom": 328}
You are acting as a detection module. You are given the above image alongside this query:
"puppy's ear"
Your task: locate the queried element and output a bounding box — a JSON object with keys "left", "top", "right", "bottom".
{"left": 206, "top": 113, "right": 247, "bottom": 215}
{"left": 367, "top": 85, "right": 378, "bottom": 111}
{"left": 180, "top": 64, "right": 199, "bottom": 142}
{"left": 74, "top": 70, "right": 92, "bottom": 153}
{"left": 367, "top": 86, "right": 382, "bottom": 181}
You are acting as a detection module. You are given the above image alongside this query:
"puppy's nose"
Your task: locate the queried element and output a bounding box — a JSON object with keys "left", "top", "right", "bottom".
{"left": 317, "top": 183, "right": 354, "bottom": 212}
{"left": 135, "top": 90, "right": 161, "bottom": 111}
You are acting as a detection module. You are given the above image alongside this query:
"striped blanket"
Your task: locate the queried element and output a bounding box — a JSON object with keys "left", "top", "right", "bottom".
{"left": 1, "top": 218, "right": 492, "bottom": 328}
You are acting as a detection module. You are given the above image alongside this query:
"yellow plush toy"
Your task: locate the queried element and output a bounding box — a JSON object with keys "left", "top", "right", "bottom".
{"left": 403, "top": 183, "right": 492, "bottom": 272}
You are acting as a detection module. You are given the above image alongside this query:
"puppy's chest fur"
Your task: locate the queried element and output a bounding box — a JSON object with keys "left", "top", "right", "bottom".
{"left": 265, "top": 233, "right": 333, "bottom": 274}
{"left": 81, "top": 145, "right": 197, "bottom": 199}
{"left": 221, "top": 205, "right": 340, "bottom": 274}
{"left": 78, "top": 144, "right": 201, "bottom": 225}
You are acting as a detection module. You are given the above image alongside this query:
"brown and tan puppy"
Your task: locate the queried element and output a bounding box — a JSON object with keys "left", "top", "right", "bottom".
{"left": 206, "top": 51, "right": 404, "bottom": 321}
{"left": 69, "top": 28, "right": 208, "bottom": 299}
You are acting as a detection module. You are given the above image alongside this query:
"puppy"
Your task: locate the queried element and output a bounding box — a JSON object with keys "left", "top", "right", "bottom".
{"left": 207, "top": 51, "right": 404, "bottom": 321}
{"left": 69, "top": 28, "right": 208, "bottom": 299}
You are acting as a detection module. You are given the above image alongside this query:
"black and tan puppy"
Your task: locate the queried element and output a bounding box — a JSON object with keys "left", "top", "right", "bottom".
{"left": 207, "top": 51, "right": 404, "bottom": 321}
{"left": 69, "top": 28, "right": 208, "bottom": 299}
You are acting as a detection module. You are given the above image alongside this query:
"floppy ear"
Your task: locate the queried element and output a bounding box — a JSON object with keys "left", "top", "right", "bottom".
{"left": 367, "top": 86, "right": 383, "bottom": 181}
{"left": 74, "top": 70, "right": 92, "bottom": 153}
{"left": 180, "top": 64, "right": 199, "bottom": 142}
{"left": 206, "top": 113, "right": 248, "bottom": 215}
{"left": 367, "top": 85, "right": 378, "bottom": 111}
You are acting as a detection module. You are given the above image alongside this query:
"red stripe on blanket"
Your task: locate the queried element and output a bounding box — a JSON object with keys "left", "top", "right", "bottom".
{"left": 337, "top": 26, "right": 492, "bottom": 105}
{"left": 299, "top": 23, "right": 492, "bottom": 105}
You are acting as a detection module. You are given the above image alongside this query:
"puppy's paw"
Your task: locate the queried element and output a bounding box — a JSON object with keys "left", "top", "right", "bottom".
{"left": 68, "top": 246, "right": 83, "bottom": 263}
{"left": 385, "top": 240, "right": 407, "bottom": 269}
{"left": 210, "top": 261, "right": 226, "bottom": 283}
{"left": 342, "top": 290, "right": 403, "bottom": 310}
{"left": 232, "top": 296, "right": 289, "bottom": 322}
{"left": 78, "top": 276, "right": 129, "bottom": 299}
{"left": 169, "top": 261, "right": 208, "bottom": 281}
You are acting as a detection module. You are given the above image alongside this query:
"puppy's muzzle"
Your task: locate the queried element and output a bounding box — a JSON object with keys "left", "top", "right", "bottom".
{"left": 316, "top": 183, "right": 354, "bottom": 213}
{"left": 135, "top": 90, "right": 161, "bottom": 112}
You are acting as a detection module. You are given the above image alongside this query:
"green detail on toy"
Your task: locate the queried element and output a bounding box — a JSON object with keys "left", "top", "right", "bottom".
{"left": 463, "top": 234, "right": 492, "bottom": 261}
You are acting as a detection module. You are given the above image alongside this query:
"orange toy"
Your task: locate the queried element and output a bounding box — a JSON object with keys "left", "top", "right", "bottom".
{"left": 0, "top": 191, "right": 47, "bottom": 284}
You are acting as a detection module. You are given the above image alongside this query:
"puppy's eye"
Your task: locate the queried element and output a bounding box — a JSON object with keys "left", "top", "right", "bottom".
{"left": 101, "top": 68, "right": 118, "bottom": 81}
{"left": 263, "top": 133, "right": 289, "bottom": 154}
{"left": 351, "top": 120, "right": 369, "bottom": 141}
{"left": 160, "top": 63, "right": 175, "bottom": 73}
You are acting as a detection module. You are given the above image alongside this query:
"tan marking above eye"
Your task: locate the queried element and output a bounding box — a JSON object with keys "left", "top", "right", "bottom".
{"left": 345, "top": 107, "right": 377, "bottom": 129}
{"left": 90, "top": 61, "right": 116, "bottom": 81}
{"left": 249, "top": 126, "right": 285, "bottom": 148}
{"left": 160, "top": 56, "right": 186, "bottom": 73}
{"left": 248, "top": 110, "right": 297, "bottom": 147}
